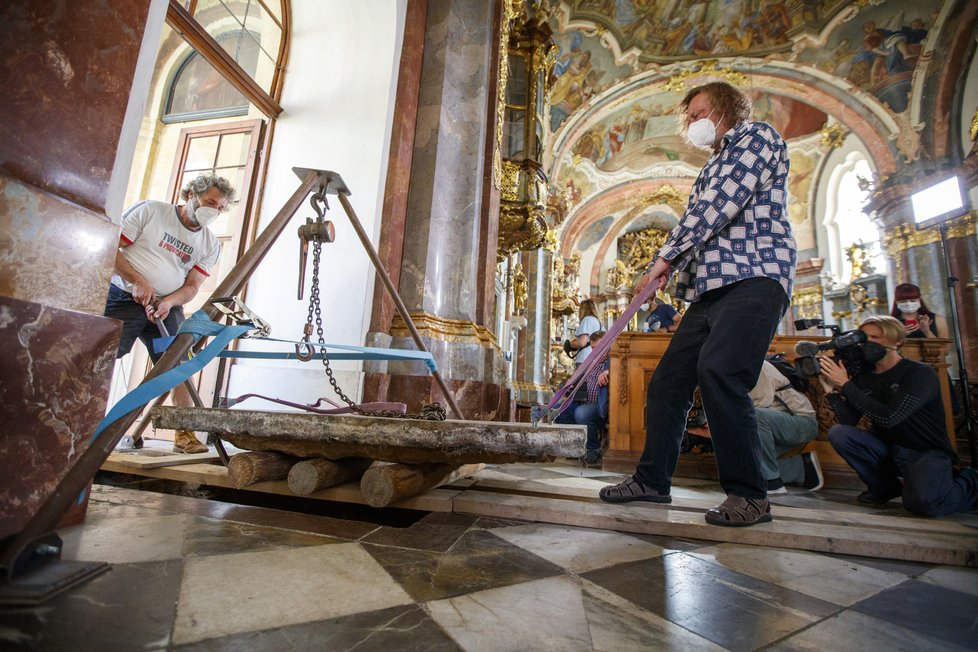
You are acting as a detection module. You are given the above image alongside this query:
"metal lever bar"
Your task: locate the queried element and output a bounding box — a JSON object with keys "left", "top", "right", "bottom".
{"left": 153, "top": 316, "right": 230, "bottom": 466}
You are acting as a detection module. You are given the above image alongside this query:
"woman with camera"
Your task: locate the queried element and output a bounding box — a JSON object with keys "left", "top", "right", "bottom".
{"left": 820, "top": 315, "right": 977, "bottom": 516}
{"left": 890, "top": 283, "right": 948, "bottom": 339}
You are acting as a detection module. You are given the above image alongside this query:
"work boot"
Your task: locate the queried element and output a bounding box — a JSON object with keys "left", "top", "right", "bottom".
{"left": 173, "top": 429, "right": 208, "bottom": 454}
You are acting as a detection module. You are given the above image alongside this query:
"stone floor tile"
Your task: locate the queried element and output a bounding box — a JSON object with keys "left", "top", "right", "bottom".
{"left": 427, "top": 576, "right": 592, "bottom": 651}
{"left": 768, "top": 609, "right": 970, "bottom": 652}
{"left": 363, "top": 529, "right": 564, "bottom": 602}
{"left": 581, "top": 580, "right": 726, "bottom": 652}
{"left": 173, "top": 604, "right": 461, "bottom": 652}
{"left": 60, "top": 512, "right": 192, "bottom": 564}
{"left": 492, "top": 523, "right": 668, "bottom": 573}
{"left": 851, "top": 579, "right": 978, "bottom": 649}
{"left": 172, "top": 542, "right": 413, "bottom": 645}
{"left": 582, "top": 552, "right": 840, "bottom": 652}
{"left": 360, "top": 512, "right": 478, "bottom": 552}
{"left": 919, "top": 565, "right": 978, "bottom": 597}
{"left": 0, "top": 560, "right": 182, "bottom": 652}
{"left": 181, "top": 517, "right": 345, "bottom": 557}
{"left": 688, "top": 543, "right": 908, "bottom": 606}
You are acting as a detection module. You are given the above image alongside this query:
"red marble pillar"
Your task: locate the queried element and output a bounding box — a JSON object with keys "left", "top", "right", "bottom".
{"left": 0, "top": 0, "right": 164, "bottom": 538}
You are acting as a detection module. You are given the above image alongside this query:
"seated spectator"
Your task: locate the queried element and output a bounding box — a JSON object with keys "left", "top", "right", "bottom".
{"left": 688, "top": 360, "right": 822, "bottom": 493}
{"left": 555, "top": 331, "right": 610, "bottom": 467}
{"left": 890, "top": 282, "right": 949, "bottom": 339}
{"left": 822, "top": 315, "right": 977, "bottom": 516}
{"left": 565, "top": 299, "right": 602, "bottom": 364}
{"left": 644, "top": 298, "right": 682, "bottom": 333}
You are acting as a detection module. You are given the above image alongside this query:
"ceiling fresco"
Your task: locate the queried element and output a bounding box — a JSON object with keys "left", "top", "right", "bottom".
{"left": 536, "top": 0, "right": 953, "bottom": 295}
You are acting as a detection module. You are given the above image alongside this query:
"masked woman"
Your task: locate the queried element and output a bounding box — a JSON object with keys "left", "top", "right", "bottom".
{"left": 890, "top": 283, "right": 948, "bottom": 339}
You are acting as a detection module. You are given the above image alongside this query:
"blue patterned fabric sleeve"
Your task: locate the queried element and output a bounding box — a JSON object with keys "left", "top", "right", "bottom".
{"left": 656, "top": 124, "right": 781, "bottom": 271}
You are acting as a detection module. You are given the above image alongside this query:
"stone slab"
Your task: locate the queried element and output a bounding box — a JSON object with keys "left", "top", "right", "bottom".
{"left": 151, "top": 407, "right": 586, "bottom": 464}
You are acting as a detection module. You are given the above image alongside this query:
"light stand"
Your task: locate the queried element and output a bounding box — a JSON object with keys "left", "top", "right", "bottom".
{"left": 938, "top": 223, "right": 977, "bottom": 467}
{"left": 910, "top": 174, "right": 976, "bottom": 467}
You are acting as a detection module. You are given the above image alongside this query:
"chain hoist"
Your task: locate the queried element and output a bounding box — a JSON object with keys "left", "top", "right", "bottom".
{"left": 295, "top": 187, "right": 445, "bottom": 421}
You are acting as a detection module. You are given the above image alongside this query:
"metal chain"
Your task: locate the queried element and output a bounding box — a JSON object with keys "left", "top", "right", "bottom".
{"left": 303, "top": 233, "right": 444, "bottom": 421}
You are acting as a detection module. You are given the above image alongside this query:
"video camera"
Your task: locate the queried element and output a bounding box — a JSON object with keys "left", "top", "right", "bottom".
{"left": 792, "top": 318, "right": 868, "bottom": 378}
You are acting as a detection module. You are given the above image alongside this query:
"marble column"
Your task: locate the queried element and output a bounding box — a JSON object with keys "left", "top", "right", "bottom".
{"left": 0, "top": 0, "right": 165, "bottom": 538}
{"left": 364, "top": 0, "right": 508, "bottom": 420}
{"left": 513, "top": 248, "right": 553, "bottom": 406}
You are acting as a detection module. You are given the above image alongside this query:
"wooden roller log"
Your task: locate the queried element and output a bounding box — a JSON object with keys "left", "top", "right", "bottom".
{"left": 287, "top": 457, "right": 372, "bottom": 495}
{"left": 227, "top": 451, "right": 296, "bottom": 488}
{"left": 360, "top": 462, "right": 483, "bottom": 508}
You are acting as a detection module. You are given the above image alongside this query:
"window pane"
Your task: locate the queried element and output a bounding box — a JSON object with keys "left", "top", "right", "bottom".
{"left": 504, "top": 108, "right": 525, "bottom": 159}
{"left": 506, "top": 54, "right": 528, "bottom": 107}
{"left": 243, "top": 0, "right": 283, "bottom": 63}
{"left": 186, "top": 136, "right": 220, "bottom": 171}
{"left": 165, "top": 49, "right": 249, "bottom": 120}
{"left": 216, "top": 132, "right": 250, "bottom": 168}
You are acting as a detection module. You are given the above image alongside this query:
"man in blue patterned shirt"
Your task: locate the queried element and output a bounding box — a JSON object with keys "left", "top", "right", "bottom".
{"left": 600, "top": 81, "right": 796, "bottom": 527}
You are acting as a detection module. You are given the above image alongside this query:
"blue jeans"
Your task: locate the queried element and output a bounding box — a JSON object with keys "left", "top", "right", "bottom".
{"left": 756, "top": 407, "right": 818, "bottom": 484}
{"left": 555, "top": 385, "right": 608, "bottom": 452}
{"left": 635, "top": 277, "right": 788, "bottom": 499}
{"left": 829, "top": 425, "right": 978, "bottom": 516}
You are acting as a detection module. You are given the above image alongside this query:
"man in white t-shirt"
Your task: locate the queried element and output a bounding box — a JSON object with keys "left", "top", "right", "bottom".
{"left": 104, "top": 173, "right": 232, "bottom": 453}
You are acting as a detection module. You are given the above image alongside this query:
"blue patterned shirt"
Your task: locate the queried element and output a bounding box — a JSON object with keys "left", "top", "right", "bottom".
{"left": 655, "top": 120, "right": 796, "bottom": 303}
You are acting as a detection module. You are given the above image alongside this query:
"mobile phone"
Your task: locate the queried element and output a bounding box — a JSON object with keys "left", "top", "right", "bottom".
{"left": 906, "top": 319, "right": 918, "bottom": 328}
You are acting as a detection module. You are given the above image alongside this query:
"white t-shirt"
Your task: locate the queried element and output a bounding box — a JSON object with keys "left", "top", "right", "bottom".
{"left": 576, "top": 314, "right": 602, "bottom": 363}
{"left": 111, "top": 200, "right": 221, "bottom": 296}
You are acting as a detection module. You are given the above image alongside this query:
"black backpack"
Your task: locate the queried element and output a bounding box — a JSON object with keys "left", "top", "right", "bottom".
{"left": 766, "top": 353, "right": 809, "bottom": 393}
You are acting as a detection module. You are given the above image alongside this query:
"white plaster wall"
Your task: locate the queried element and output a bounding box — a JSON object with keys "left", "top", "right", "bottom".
{"left": 228, "top": 0, "right": 406, "bottom": 409}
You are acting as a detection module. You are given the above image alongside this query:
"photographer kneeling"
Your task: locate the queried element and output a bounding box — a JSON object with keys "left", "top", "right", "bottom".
{"left": 820, "top": 315, "right": 978, "bottom": 516}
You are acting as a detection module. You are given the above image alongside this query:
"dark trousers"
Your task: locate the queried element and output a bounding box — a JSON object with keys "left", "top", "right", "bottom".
{"left": 104, "top": 285, "right": 184, "bottom": 362}
{"left": 635, "top": 277, "right": 788, "bottom": 499}
{"left": 829, "top": 425, "right": 978, "bottom": 516}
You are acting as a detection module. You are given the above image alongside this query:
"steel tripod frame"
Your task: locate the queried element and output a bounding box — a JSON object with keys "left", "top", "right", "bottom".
{"left": 2, "top": 168, "right": 463, "bottom": 578}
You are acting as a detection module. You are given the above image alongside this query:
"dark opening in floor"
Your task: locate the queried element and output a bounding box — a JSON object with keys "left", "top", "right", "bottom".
{"left": 94, "top": 470, "right": 428, "bottom": 528}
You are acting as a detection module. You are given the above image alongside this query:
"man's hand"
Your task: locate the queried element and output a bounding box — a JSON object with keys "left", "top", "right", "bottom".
{"left": 130, "top": 276, "right": 155, "bottom": 306}
{"left": 147, "top": 298, "right": 178, "bottom": 322}
{"left": 819, "top": 355, "right": 850, "bottom": 391}
{"left": 635, "top": 258, "right": 670, "bottom": 295}
{"left": 597, "top": 370, "right": 610, "bottom": 387}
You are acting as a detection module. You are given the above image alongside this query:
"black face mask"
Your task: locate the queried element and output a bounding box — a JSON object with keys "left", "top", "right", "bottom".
{"left": 860, "top": 342, "right": 889, "bottom": 367}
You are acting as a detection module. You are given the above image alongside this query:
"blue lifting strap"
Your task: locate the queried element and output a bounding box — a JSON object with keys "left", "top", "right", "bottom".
{"left": 95, "top": 311, "right": 438, "bottom": 445}
{"left": 91, "top": 310, "right": 253, "bottom": 444}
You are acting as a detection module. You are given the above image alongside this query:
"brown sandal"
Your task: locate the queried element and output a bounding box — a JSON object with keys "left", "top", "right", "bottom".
{"left": 705, "top": 495, "right": 772, "bottom": 527}
{"left": 599, "top": 476, "right": 671, "bottom": 504}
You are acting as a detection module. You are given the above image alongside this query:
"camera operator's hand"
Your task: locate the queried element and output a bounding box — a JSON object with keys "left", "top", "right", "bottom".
{"left": 819, "top": 355, "right": 850, "bottom": 391}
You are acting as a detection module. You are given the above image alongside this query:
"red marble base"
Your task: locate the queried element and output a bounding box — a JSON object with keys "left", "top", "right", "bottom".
{"left": 0, "top": 296, "right": 121, "bottom": 539}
